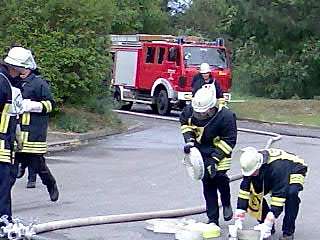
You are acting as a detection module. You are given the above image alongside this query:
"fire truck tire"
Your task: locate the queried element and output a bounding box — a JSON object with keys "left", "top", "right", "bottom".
{"left": 114, "top": 91, "right": 133, "bottom": 111}
{"left": 156, "top": 89, "right": 171, "bottom": 115}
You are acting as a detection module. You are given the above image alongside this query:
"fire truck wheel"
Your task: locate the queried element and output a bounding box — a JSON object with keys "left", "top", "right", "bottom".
{"left": 156, "top": 89, "right": 171, "bottom": 115}
{"left": 113, "top": 91, "right": 133, "bottom": 110}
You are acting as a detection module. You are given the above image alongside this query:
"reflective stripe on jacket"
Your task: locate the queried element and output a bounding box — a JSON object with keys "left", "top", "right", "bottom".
{"left": 19, "top": 74, "right": 55, "bottom": 154}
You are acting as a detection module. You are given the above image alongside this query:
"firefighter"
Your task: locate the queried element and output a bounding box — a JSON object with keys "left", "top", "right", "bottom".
{"left": 234, "top": 147, "right": 307, "bottom": 240}
{"left": 180, "top": 85, "right": 237, "bottom": 226}
{"left": 5, "top": 46, "right": 59, "bottom": 202}
{"left": 0, "top": 58, "right": 24, "bottom": 222}
{"left": 191, "top": 62, "right": 224, "bottom": 99}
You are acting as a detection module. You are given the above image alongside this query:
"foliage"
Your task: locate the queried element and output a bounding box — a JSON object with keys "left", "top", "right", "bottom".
{"left": 175, "top": 0, "right": 320, "bottom": 99}
{"left": 111, "top": 0, "right": 170, "bottom": 34}
{"left": 0, "top": 0, "right": 170, "bottom": 106}
{"left": 0, "top": 0, "right": 113, "bottom": 104}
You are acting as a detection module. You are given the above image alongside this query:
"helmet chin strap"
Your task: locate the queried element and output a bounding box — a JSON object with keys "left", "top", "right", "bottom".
{"left": 193, "top": 107, "right": 217, "bottom": 120}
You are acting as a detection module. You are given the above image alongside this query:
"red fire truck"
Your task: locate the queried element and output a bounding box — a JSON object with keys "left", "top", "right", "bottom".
{"left": 111, "top": 34, "right": 232, "bottom": 115}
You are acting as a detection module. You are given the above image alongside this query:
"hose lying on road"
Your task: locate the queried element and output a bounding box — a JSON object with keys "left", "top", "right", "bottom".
{"left": 33, "top": 174, "right": 243, "bottom": 235}
{"left": 31, "top": 121, "right": 281, "bottom": 238}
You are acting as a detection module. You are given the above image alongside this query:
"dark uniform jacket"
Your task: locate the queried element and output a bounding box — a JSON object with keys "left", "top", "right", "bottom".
{"left": 191, "top": 73, "right": 224, "bottom": 98}
{"left": 0, "top": 68, "right": 17, "bottom": 163}
{"left": 19, "top": 73, "right": 55, "bottom": 154}
{"left": 237, "top": 148, "right": 308, "bottom": 218}
{"left": 180, "top": 104, "right": 237, "bottom": 171}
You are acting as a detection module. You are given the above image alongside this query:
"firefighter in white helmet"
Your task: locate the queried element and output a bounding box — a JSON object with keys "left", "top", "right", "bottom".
{"left": 4, "top": 46, "right": 59, "bottom": 201}
{"left": 180, "top": 85, "right": 237, "bottom": 226}
{"left": 0, "top": 51, "right": 25, "bottom": 224}
{"left": 191, "top": 62, "right": 224, "bottom": 100}
{"left": 234, "top": 147, "right": 308, "bottom": 240}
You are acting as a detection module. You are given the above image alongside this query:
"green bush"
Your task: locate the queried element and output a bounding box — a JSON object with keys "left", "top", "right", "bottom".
{"left": 52, "top": 112, "right": 90, "bottom": 133}
{"left": 0, "top": 0, "right": 113, "bottom": 104}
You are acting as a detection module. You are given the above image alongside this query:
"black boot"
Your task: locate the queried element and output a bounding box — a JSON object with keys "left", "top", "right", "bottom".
{"left": 207, "top": 218, "right": 219, "bottom": 226}
{"left": 279, "top": 233, "right": 294, "bottom": 240}
{"left": 16, "top": 166, "right": 25, "bottom": 178}
{"left": 223, "top": 205, "right": 233, "bottom": 221}
{"left": 47, "top": 183, "right": 59, "bottom": 202}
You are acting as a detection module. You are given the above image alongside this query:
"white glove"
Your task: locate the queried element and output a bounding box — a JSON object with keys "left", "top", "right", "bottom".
{"left": 253, "top": 212, "right": 275, "bottom": 240}
{"left": 22, "top": 99, "right": 43, "bottom": 113}
{"left": 234, "top": 209, "right": 246, "bottom": 230}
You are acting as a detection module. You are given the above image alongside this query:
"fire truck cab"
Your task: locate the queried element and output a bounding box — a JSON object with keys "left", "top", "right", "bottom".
{"left": 111, "top": 34, "right": 232, "bottom": 115}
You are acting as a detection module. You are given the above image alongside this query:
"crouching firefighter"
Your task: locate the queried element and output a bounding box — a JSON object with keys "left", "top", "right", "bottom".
{"left": 234, "top": 147, "right": 308, "bottom": 240}
{"left": 5, "top": 47, "right": 59, "bottom": 202}
{"left": 180, "top": 85, "right": 237, "bottom": 226}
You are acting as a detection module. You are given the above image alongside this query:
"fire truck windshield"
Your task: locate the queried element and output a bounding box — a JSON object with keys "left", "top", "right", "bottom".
{"left": 183, "top": 47, "right": 227, "bottom": 68}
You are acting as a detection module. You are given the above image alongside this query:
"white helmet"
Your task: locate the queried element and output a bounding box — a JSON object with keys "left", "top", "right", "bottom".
{"left": 4, "top": 47, "right": 37, "bottom": 70}
{"left": 239, "top": 147, "right": 263, "bottom": 176}
{"left": 199, "top": 62, "right": 211, "bottom": 74}
{"left": 192, "top": 86, "right": 217, "bottom": 113}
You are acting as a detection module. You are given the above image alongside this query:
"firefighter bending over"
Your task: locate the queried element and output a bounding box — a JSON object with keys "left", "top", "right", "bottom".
{"left": 234, "top": 147, "right": 307, "bottom": 240}
{"left": 180, "top": 85, "right": 237, "bottom": 225}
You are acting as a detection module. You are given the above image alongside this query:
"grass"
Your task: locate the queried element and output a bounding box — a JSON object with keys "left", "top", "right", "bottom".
{"left": 50, "top": 106, "right": 122, "bottom": 133}
{"left": 229, "top": 94, "right": 320, "bottom": 127}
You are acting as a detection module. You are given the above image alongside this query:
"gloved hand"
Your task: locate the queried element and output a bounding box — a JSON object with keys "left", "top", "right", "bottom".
{"left": 204, "top": 159, "right": 217, "bottom": 179}
{"left": 253, "top": 212, "right": 275, "bottom": 239}
{"left": 22, "top": 99, "right": 43, "bottom": 113}
{"left": 183, "top": 142, "right": 194, "bottom": 154}
{"left": 234, "top": 209, "right": 246, "bottom": 230}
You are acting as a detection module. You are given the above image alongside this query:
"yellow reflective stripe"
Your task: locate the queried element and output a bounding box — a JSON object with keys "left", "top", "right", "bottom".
{"left": 181, "top": 125, "right": 195, "bottom": 134}
{"left": 213, "top": 138, "right": 232, "bottom": 155}
{"left": 217, "top": 157, "right": 231, "bottom": 170}
{"left": 271, "top": 196, "right": 286, "bottom": 207}
{"left": 21, "top": 132, "right": 29, "bottom": 142}
{"left": 20, "top": 147, "right": 47, "bottom": 153}
{"left": 0, "top": 104, "right": 10, "bottom": 133}
{"left": 23, "top": 141, "right": 47, "bottom": 146}
{"left": 22, "top": 113, "right": 30, "bottom": 125}
{"left": 0, "top": 140, "right": 11, "bottom": 163}
{"left": 290, "top": 174, "right": 305, "bottom": 185}
{"left": 41, "top": 100, "right": 52, "bottom": 112}
{"left": 268, "top": 149, "right": 305, "bottom": 165}
{"left": 239, "top": 189, "right": 250, "bottom": 200}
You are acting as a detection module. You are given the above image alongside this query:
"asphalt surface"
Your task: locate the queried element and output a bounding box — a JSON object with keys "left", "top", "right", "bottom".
{"left": 11, "top": 106, "right": 320, "bottom": 240}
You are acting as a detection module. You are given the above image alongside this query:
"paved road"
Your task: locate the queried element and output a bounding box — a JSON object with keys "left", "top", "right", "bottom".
{"left": 11, "top": 113, "right": 320, "bottom": 240}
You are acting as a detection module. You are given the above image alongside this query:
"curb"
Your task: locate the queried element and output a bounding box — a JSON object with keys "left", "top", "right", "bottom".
{"left": 237, "top": 118, "right": 320, "bottom": 139}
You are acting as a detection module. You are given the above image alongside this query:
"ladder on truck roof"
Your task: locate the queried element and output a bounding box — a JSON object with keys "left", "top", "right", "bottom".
{"left": 110, "top": 34, "right": 224, "bottom": 46}
{"left": 110, "top": 34, "right": 176, "bottom": 46}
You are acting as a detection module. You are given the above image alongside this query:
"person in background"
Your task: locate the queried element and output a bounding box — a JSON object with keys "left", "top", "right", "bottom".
{"left": 191, "top": 62, "right": 224, "bottom": 102}
{"left": 5, "top": 46, "right": 59, "bottom": 201}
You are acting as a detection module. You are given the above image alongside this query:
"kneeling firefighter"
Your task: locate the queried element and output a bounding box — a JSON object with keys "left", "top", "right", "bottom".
{"left": 234, "top": 147, "right": 308, "bottom": 240}
{"left": 180, "top": 85, "right": 237, "bottom": 225}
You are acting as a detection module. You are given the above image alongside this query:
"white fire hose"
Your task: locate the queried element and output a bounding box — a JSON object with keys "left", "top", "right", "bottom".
{"left": 16, "top": 128, "right": 280, "bottom": 240}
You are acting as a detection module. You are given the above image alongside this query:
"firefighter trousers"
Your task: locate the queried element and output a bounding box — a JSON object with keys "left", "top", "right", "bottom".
{"left": 20, "top": 160, "right": 37, "bottom": 183}
{"left": 202, "top": 170, "right": 231, "bottom": 225}
{"left": 0, "top": 163, "right": 17, "bottom": 223}
{"left": 261, "top": 184, "right": 302, "bottom": 235}
{"left": 15, "top": 152, "right": 56, "bottom": 187}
